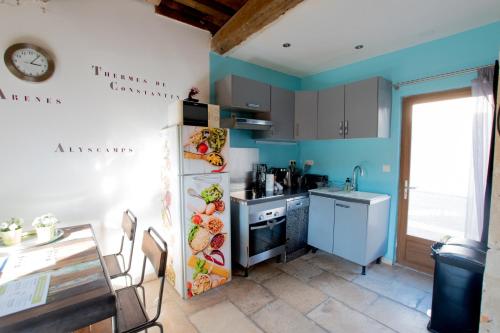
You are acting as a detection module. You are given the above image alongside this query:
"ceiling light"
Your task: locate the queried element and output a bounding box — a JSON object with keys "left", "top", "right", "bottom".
{"left": 282, "top": 43, "right": 291, "bottom": 48}
{"left": 354, "top": 44, "right": 364, "bottom": 50}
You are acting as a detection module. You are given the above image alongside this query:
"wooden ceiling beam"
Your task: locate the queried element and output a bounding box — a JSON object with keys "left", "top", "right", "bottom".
{"left": 155, "top": 3, "right": 221, "bottom": 34}
{"left": 161, "top": 0, "right": 228, "bottom": 27}
{"left": 193, "top": 0, "right": 240, "bottom": 16}
{"left": 173, "top": 0, "right": 231, "bottom": 22}
{"left": 212, "top": 0, "right": 248, "bottom": 12}
{"left": 211, "top": 0, "right": 303, "bottom": 54}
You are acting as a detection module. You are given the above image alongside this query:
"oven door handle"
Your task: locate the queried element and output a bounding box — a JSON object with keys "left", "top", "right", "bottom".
{"left": 250, "top": 217, "right": 286, "bottom": 231}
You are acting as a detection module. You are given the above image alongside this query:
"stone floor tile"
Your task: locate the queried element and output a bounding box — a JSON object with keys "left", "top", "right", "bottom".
{"left": 297, "top": 250, "right": 317, "bottom": 261}
{"left": 416, "top": 293, "right": 432, "bottom": 314}
{"left": 152, "top": 298, "right": 198, "bottom": 333}
{"left": 364, "top": 297, "right": 430, "bottom": 333}
{"left": 190, "top": 301, "right": 263, "bottom": 333}
{"left": 354, "top": 272, "right": 428, "bottom": 308}
{"left": 262, "top": 273, "right": 327, "bottom": 313}
{"left": 247, "top": 261, "right": 283, "bottom": 284}
{"left": 309, "top": 271, "right": 378, "bottom": 312}
{"left": 275, "top": 257, "right": 324, "bottom": 282}
{"left": 307, "top": 298, "right": 395, "bottom": 333}
{"left": 308, "top": 252, "right": 361, "bottom": 281}
{"left": 174, "top": 287, "right": 228, "bottom": 315}
{"left": 395, "top": 267, "right": 434, "bottom": 293}
{"left": 219, "top": 276, "right": 275, "bottom": 314}
{"left": 251, "top": 299, "right": 326, "bottom": 333}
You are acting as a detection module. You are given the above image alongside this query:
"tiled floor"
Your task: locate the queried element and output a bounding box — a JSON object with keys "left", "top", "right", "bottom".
{"left": 131, "top": 250, "right": 433, "bottom": 333}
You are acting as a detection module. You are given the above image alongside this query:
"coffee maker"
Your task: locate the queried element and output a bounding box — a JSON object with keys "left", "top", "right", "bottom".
{"left": 270, "top": 168, "right": 288, "bottom": 186}
{"left": 254, "top": 164, "right": 267, "bottom": 191}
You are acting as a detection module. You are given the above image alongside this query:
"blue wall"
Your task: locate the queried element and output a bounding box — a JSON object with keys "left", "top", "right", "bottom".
{"left": 210, "top": 53, "right": 301, "bottom": 167}
{"left": 210, "top": 21, "right": 500, "bottom": 261}
{"left": 300, "top": 21, "right": 500, "bottom": 261}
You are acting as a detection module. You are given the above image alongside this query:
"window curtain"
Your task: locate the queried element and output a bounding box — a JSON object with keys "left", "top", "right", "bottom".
{"left": 465, "top": 67, "right": 495, "bottom": 241}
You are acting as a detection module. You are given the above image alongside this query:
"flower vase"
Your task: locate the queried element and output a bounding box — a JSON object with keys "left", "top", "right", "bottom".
{"left": 36, "top": 225, "right": 56, "bottom": 242}
{"left": 1, "top": 228, "right": 23, "bottom": 246}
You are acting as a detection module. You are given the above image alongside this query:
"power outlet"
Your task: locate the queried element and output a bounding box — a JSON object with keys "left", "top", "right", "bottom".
{"left": 383, "top": 164, "right": 391, "bottom": 173}
{"left": 305, "top": 160, "right": 314, "bottom": 166}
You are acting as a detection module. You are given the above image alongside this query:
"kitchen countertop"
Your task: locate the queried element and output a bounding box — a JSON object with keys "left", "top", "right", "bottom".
{"left": 309, "top": 188, "right": 390, "bottom": 205}
{"left": 231, "top": 187, "right": 310, "bottom": 205}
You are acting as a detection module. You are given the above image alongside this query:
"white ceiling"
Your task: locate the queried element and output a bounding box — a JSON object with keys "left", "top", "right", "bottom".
{"left": 228, "top": 0, "right": 500, "bottom": 77}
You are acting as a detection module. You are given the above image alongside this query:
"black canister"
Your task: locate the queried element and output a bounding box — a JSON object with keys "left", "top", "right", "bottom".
{"left": 428, "top": 240, "right": 487, "bottom": 333}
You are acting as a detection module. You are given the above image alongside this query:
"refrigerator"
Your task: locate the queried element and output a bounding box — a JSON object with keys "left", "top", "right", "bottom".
{"left": 160, "top": 125, "right": 231, "bottom": 299}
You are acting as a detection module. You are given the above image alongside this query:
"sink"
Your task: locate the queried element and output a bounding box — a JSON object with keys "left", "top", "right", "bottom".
{"left": 333, "top": 191, "right": 378, "bottom": 200}
{"left": 310, "top": 188, "right": 390, "bottom": 205}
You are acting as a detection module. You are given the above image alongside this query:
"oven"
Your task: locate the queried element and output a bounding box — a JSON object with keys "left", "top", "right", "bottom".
{"left": 247, "top": 204, "right": 287, "bottom": 266}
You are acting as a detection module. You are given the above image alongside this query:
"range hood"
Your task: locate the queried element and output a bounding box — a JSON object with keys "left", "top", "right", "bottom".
{"left": 221, "top": 115, "right": 273, "bottom": 131}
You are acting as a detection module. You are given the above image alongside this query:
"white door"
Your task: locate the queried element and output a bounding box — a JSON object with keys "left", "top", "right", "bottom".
{"left": 182, "top": 173, "right": 231, "bottom": 298}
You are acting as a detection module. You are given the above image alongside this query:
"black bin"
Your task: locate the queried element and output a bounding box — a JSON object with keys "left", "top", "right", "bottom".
{"left": 428, "top": 239, "right": 486, "bottom": 333}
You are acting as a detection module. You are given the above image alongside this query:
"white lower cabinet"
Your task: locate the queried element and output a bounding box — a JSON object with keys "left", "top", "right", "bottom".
{"left": 307, "top": 194, "right": 334, "bottom": 253}
{"left": 307, "top": 193, "right": 390, "bottom": 274}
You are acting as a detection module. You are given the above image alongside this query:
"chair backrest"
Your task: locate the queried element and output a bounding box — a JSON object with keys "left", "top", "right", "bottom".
{"left": 141, "top": 227, "right": 167, "bottom": 278}
{"left": 122, "top": 210, "right": 137, "bottom": 241}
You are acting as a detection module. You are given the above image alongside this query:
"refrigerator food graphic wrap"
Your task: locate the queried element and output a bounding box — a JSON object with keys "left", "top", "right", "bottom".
{"left": 184, "top": 174, "right": 230, "bottom": 297}
{"left": 160, "top": 125, "right": 231, "bottom": 299}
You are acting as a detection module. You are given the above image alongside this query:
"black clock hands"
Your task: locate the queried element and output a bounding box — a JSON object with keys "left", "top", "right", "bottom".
{"left": 29, "top": 55, "right": 41, "bottom": 66}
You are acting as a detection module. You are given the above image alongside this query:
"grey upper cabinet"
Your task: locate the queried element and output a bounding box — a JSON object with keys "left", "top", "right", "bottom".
{"left": 345, "top": 77, "right": 392, "bottom": 139}
{"left": 318, "top": 85, "right": 345, "bottom": 140}
{"left": 294, "top": 91, "right": 318, "bottom": 140}
{"left": 215, "top": 75, "right": 271, "bottom": 112}
{"left": 255, "top": 86, "right": 295, "bottom": 140}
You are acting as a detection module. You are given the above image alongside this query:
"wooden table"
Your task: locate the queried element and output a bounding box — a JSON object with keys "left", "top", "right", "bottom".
{"left": 0, "top": 225, "right": 116, "bottom": 333}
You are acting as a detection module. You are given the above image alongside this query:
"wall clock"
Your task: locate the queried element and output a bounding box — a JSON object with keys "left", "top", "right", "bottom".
{"left": 4, "top": 43, "right": 55, "bottom": 82}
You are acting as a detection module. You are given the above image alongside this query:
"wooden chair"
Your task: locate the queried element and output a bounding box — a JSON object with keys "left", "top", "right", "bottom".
{"left": 104, "top": 210, "right": 137, "bottom": 280}
{"left": 114, "top": 227, "right": 167, "bottom": 333}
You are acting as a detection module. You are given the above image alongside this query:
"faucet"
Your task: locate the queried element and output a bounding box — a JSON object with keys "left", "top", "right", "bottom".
{"left": 352, "top": 165, "right": 364, "bottom": 191}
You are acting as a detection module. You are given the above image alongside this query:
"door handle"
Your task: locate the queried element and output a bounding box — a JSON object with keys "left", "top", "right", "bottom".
{"left": 250, "top": 224, "right": 269, "bottom": 231}
{"left": 271, "top": 217, "right": 286, "bottom": 225}
{"left": 335, "top": 203, "right": 350, "bottom": 208}
{"left": 339, "top": 121, "right": 344, "bottom": 135}
{"left": 403, "top": 180, "right": 416, "bottom": 200}
{"left": 344, "top": 120, "right": 348, "bottom": 135}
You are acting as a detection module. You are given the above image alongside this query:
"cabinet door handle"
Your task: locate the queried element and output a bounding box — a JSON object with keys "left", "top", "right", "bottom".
{"left": 339, "top": 121, "right": 344, "bottom": 135}
{"left": 344, "top": 120, "right": 348, "bottom": 135}
{"left": 246, "top": 102, "right": 260, "bottom": 108}
{"left": 295, "top": 123, "right": 300, "bottom": 137}
{"left": 336, "top": 203, "right": 350, "bottom": 208}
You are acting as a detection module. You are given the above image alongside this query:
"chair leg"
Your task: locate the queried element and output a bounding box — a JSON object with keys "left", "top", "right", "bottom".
{"left": 153, "top": 323, "right": 163, "bottom": 333}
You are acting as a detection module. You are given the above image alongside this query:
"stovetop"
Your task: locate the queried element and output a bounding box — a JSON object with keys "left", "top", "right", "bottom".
{"left": 231, "top": 187, "right": 310, "bottom": 204}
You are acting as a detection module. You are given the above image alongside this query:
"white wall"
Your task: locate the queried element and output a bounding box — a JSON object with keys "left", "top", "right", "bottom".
{"left": 0, "top": 0, "right": 210, "bottom": 273}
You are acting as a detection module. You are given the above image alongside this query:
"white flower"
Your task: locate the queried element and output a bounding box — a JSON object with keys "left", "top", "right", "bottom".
{"left": 1, "top": 218, "right": 23, "bottom": 232}
{"left": 33, "top": 213, "right": 59, "bottom": 227}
